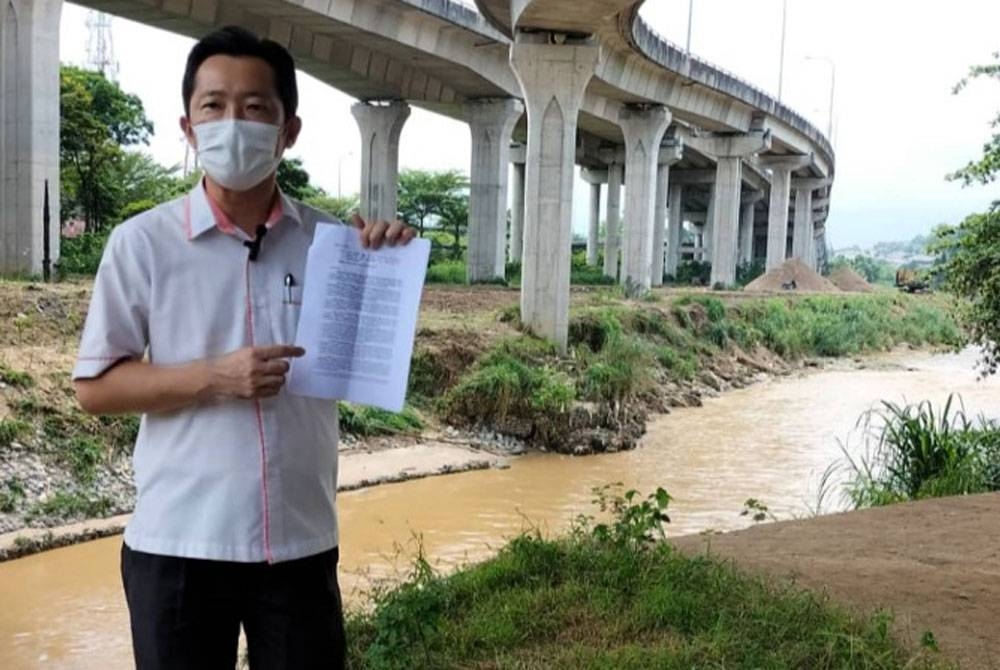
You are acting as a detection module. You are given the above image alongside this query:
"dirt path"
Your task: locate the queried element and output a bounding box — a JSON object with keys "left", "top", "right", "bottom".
{"left": 671, "top": 492, "right": 1000, "bottom": 670}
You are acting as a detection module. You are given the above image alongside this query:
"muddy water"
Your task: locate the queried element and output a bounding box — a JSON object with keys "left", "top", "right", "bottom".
{"left": 3, "top": 349, "right": 999, "bottom": 669}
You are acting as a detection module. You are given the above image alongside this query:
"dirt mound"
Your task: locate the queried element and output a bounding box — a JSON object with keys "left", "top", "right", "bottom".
{"left": 828, "top": 266, "right": 875, "bottom": 293}
{"left": 744, "top": 259, "right": 840, "bottom": 293}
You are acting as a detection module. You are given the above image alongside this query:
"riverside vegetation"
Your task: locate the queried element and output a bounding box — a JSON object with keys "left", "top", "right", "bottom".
{"left": 341, "top": 485, "right": 951, "bottom": 669}
{"left": 0, "top": 280, "right": 962, "bottom": 533}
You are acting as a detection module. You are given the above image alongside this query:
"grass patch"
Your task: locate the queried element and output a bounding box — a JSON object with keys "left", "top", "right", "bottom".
{"left": 441, "top": 337, "right": 574, "bottom": 429}
{"left": 425, "top": 260, "right": 468, "bottom": 284}
{"left": 0, "top": 363, "right": 34, "bottom": 388}
{"left": 838, "top": 395, "right": 1000, "bottom": 508}
{"left": 26, "top": 486, "right": 115, "bottom": 520}
{"left": 0, "top": 417, "right": 32, "bottom": 447}
{"left": 346, "top": 486, "right": 949, "bottom": 669}
{"left": 0, "top": 477, "right": 26, "bottom": 512}
{"left": 338, "top": 403, "right": 425, "bottom": 437}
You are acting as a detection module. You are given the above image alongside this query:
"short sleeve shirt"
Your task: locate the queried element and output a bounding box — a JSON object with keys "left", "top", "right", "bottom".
{"left": 73, "top": 181, "right": 342, "bottom": 564}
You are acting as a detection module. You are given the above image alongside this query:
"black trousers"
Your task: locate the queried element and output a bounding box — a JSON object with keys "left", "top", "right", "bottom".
{"left": 120, "top": 542, "right": 346, "bottom": 670}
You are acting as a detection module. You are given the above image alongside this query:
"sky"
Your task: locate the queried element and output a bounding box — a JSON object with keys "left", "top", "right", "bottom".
{"left": 59, "top": 0, "right": 1000, "bottom": 249}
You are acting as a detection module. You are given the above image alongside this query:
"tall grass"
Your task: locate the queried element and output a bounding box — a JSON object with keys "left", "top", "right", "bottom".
{"left": 840, "top": 395, "right": 1000, "bottom": 508}
{"left": 345, "top": 486, "right": 950, "bottom": 669}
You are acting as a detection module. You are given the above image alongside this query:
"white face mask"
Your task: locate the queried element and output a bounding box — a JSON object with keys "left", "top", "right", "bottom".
{"left": 193, "top": 119, "right": 283, "bottom": 192}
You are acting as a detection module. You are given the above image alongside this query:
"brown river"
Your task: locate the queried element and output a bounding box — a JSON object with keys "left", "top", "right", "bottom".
{"left": 2, "top": 348, "right": 999, "bottom": 669}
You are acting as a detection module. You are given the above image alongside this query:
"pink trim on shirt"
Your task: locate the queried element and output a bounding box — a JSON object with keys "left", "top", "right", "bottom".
{"left": 204, "top": 182, "right": 285, "bottom": 237}
{"left": 244, "top": 259, "right": 274, "bottom": 565}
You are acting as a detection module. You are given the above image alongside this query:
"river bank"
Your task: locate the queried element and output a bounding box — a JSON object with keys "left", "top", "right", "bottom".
{"left": 3, "top": 346, "right": 997, "bottom": 669}
{"left": 0, "top": 280, "right": 961, "bottom": 557}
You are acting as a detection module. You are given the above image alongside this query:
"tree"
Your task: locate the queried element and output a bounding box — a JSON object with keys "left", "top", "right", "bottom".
{"left": 935, "top": 53, "right": 1000, "bottom": 375}
{"left": 397, "top": 169, "right": 468, "bottom": 237}
{"left": 439, "top": 194, "right": 469, "bottom": 260}
{"left": 60, "top": 66, "right": 154, "bottom": 232}
{"left": 948, "top": 52, "right": 1000, "bottom": 187}
{"left": 277, "top": 157, "right": 321, "bottom": 200}
{"left": 304, "top": 193, "right": 360, "bottom": 221}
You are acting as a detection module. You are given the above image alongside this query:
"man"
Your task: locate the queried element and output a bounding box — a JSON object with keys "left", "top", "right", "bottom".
{"left": 73, "top": 25, "right": 416, "bottom": 669}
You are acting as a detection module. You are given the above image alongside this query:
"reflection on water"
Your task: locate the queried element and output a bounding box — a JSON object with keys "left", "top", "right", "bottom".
{"left": 2, "top": 349, "right": 998, "bottom": 669}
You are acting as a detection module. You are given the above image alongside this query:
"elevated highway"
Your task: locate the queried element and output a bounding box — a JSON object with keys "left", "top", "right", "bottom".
{"left": 0, "top": 0, "right": 834, "bottom": 349}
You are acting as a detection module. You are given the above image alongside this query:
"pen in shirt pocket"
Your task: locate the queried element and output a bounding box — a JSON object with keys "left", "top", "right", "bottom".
{"left": 284, "top": 273, "right": 297, "bottom": 304}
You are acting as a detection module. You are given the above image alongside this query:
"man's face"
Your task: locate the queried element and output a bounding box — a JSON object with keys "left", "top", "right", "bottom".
{"left": 181, "top": 54, "right": 301, "bottom": 154}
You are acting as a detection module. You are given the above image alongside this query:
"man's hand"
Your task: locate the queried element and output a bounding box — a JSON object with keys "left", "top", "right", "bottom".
{"left": 351, "top": 213, "right": 417, "bottom": 250}
{"left": 208, "top": 345, "right": 305, "bottom": 399}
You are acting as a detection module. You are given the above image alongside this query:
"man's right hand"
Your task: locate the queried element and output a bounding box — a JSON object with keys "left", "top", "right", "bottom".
{"left": 208, "top": 345, "right": 306, "bottom": 399}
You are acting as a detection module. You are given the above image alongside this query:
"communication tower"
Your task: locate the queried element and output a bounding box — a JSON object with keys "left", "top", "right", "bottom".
{"left": 85, "top": 11, "right": 119, "bottom": 81}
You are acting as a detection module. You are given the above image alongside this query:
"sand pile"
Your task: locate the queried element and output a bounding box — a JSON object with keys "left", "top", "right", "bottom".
{"left": 828, "top": 266, "right": 875, "bottom": 293}
{"left": 744, "top": 258, "right": 841, "bottom": 292}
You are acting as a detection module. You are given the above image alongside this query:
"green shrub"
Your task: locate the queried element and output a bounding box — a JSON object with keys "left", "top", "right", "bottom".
{"left": 57, "top": 229, "right": 112, "bottom": 276}
{"left": 580, "top": 335, "right": 655, "bottom": 404}
{"left": 842, "top": 395, "right": 1000, "bottom": 508}
{"left": 338, "top": 403, "right": 424, "bottom": 437}
{"left": 441, "top": 338, "right": 574, "bottom": 425}
{"left": 60, "top": 436, "right": 104, "bottom": 484}
{"left": 425, "top": 259, "right": 467, "bottom": 284}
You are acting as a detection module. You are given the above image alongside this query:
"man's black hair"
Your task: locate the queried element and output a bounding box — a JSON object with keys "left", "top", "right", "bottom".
{"left": 182, "top": 25, "right": 298, "bottom": 120}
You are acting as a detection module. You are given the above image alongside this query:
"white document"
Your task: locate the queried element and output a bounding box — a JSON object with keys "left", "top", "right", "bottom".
{"left": 288, "top": 223, "right": 430, "bottom": 412}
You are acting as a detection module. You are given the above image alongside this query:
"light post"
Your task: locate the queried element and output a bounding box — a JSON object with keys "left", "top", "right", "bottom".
{"left": 337, "top": 150, "right": 354, "bottom": 198}
{"left": 805, "top": 55, "right": 836, "bottom": 142}
{"left": 777, "top": 0, "right": 788, "bottom": 99}
{"left": 686, "top": 0, "right": 695, "bottom": 54}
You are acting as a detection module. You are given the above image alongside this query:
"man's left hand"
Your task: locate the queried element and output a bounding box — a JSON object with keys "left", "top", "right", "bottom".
{"left": 351, "top": 213, "right": 417, "bottom": 250}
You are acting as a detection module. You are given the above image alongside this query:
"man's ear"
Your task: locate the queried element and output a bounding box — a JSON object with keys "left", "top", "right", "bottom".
{"left": 282, "top": 116, "right": 303, "bottom": 151}
{"left": 180, "top": 116, "right": 196, "bottom": 148}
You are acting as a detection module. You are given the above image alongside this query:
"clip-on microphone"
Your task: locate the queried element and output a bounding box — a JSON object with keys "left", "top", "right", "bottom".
{"left": 244, "top": 224, "right": 268, "bottom": 261}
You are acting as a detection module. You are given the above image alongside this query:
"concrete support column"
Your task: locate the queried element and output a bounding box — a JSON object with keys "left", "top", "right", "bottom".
{"left": 739, "top": 190, "right": 763, "bottom": 265}
{"left": 702, "top": 185, "right": 715, "bottom": 262}
{"left": 708, "top": 157, "right": 742, "bottom": 286}
{"left": 464, "top": 98, "right": 523, "bottom": 282}
{"left": 510, "top": 34, "right": 599, "bottom": 351}
{"left": 665, "top": 183, "right": 683, "bottom": 277}
{"left": 792, "top": 187, "right": 814, "bottom": 268}
{"left": 351, "top": 100, "right": 410, "bottom": 222}
{"left": 508, "top": 144, "right": 526, "bottom": 264}
{"left": 580, "top": 167, "right": 607, "bottom": 267}
{"left": 651, "top": 141, "right": 683, "bottom": 287}
{"left": 765, "top": 168, "right": 792, "bottom": 271}
{"left": 0, "top": 0, "right": 62, "bottom": 275}
{"left": 759, "top": 155, "right": 813, "bottom": 271}
{"left": 603, "top": 161, "right": 623, "bottom": 278}
{"left": 618, "top": 106, "right": 671, "bottom": 293}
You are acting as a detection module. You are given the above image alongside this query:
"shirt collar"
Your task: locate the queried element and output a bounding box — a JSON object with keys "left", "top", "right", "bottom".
{"left": 185, "top": 178, "right": 303, "bottom": 241}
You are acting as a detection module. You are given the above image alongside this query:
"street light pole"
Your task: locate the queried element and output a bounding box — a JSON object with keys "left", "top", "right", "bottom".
{"left": 686, "top": 0, "right": 695, "bottom": 54}
{"left": 806, "top": 55, "right": 836, "bottom": 141}
{"left": 777, "top": 0, "right": 788, "bottom": 99}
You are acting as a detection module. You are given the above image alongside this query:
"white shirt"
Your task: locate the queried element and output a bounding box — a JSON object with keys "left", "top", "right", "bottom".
{"left": 73, "top": 181, "right": 341, "bottom": 564}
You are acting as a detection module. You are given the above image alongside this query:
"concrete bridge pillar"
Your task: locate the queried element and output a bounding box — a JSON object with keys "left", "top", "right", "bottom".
{"left": 759, "top": 155, "right": 812, "bottom": 271}
{"left": 739, "top": 190, "right": 764, "bottom": 265}
{"left": 702, "top": 185, "right": 715, "bottom": 262}
{"left": 651, "top": 141, "right": 683, "bottom": 287}
{"left": 792, "top": 187, "right": 813, "bottom": 267}
{"left": 0, "top": 0, "right": 62, "bottom": 275}
{"left": 791, "top": 178, "right": 831, "bottom": 270}
{"left": 602, "top": 159, "right": 623, "bottom": 279}
{"left": 509, "top": 33, "right": 599, "bottom": 352}
{"left": 699, "top": 130, "right": 771, "bottom": 287}
{"left": 580, "top": 167, "right": 607, "bottom": 267}
{"left": 508, "top": 143, "right": 526, "bottom": 264}
{"left": 464, "top": 98, "right": 523, "bottom": 282}
{"left": 618, "top": 105, "right": 670, "bottom": 293}
{"left": 665, "top": 183, "right": 683, "bottom": 277}
{"left": 351, "top": 100, "right": 410, "bottom": 222}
